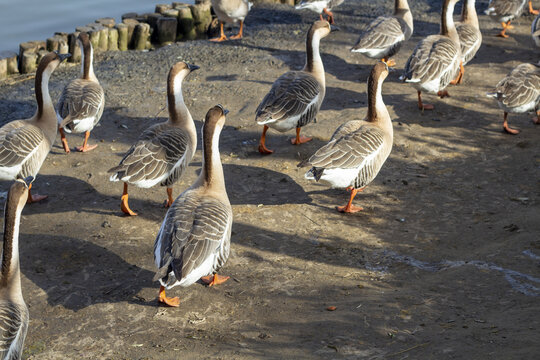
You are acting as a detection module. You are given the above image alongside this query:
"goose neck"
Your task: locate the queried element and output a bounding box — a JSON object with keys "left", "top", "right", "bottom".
{"left": 81, "top": 42, "right": 97, "bottom": 82}
{"left": 461, "top": 0, "right": 479, "bottom": 28}
{"left": 167, "top": 77, "right": 194, "bottom": 132}
{"left": 34, "top": 65, "right": 55, "bottom": 120}
{"left": 197, "top": 123, "right": 225, "bottom": 192}
{"left": 367, "top": 73, "right": 391, "bottom": 134}
{"left": 303, "top": 31, "right": 325, "bottom": 86}
{"left": 0, "top": 195, "right": 23, "bottom": 294}
{"left": 441, "top": 0, "right": 459, "bottom": 43}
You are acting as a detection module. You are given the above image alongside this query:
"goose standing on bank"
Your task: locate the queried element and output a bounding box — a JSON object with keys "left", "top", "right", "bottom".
{"left": 300, "top": 62, "right": 392, "bottom": 213}
{"left": 532, "top": 13, "right": 540, "bottom": 47}
{"left": 487, "top": 62, "right": 540, "bottom": 134}
{"left": 256, "top": 20, "right": 338, "bottom": 154}
{"left": 0, "top": 52, "right": 70, "bottom": 203}
{"left": 0, "top": 178, "right": 32, "bottom": 359}
{"left": 400, "top": 0, "right": 461, "bottom": 111}
{"left": 452, "top": 0, "right": 482, "bottom": 84}
{"left": 153, "top": 105, "right": 232, "bottom": 307}
{"left": 56, "top": 33, "right": 104, "bottom": 153}
{"left": 210, "top": 0, "right": 252, "bottom": 42}
{"left": 108, "top": 62, "right": 199, "bottom": 216}
{"left": 295, "top": 0, "right": 344, "bottom": 24}
{"left": 351, "top": 0, "right": 413, "bottom": 66}
{"left": 485, "top": 0, "right": 539, "bottom": 38}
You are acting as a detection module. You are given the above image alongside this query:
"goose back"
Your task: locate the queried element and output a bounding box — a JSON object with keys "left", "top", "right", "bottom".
{"left": 492, "top": 63, "right": 540, "bottom": 113}
{"left": 485, "top": 0, "right": 528, "bottom": 22}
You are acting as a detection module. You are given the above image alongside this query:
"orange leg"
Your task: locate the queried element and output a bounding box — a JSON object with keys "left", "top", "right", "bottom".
{"left": 76, "top": 131, "right": 97, "bottom": 152}
{"left": 437, "top": 90, "right": 450, "bottom": 99}
{"left": 497, "top": 21, "right": 512, "bottom": 38}
{"left": 59, "top": 127, "right": 70, "bottom": 153}
{"left": 158, "top": 285, "right": 180, "bottom": 307}
{"left": 290, "top": 127, "right": 312, "bottom": 145}
{"left": 450, "top": 61, "right": 464, "bottom": 85}
{"left": 417, "top": 91, "right": 434, "bottom": 110}
{"left": 121, "top": 183, "right": 138, "bottom": 216}
{"left": 230, "top": 20, "right": 244, "bottom": 40}
{"left": 381, "top": 57, "right": 396, "bottom": 67}
{"left": 529, "top": 0, "right": 539, "bottom": 15}
{"left": 26, "top": 183, "right": 47, "bottom": 204}
{"left": 258, "top": 125, "right": 274, "bottom": 154}
{"left": 336, "top": 187, "right": 364, "bottom": 213}
{"left": 323, "top": 8, "right": 335, "bottom": 24}
{"left": 164, "top": 187, "right": 173, "bottom": 207}
{"left": 210, "top": 22, "right": 228, "bottom": 42}
{"left": 201, "top": 273, "right": 230, "bottom": 287}
{"left": 319, "top": 14, "right": 324, "bottom": 21}
{"left": 503, "top": 112, "right": 519, "bottom": 135}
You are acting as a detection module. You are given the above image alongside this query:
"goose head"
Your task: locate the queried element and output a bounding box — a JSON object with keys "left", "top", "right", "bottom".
{"left": 37, "top": 51, "right": 71, "bottom": 77}
{"left": 308, "top": 20, "right": 340, "bottom": 40}
{"left": 7, "top": 177, "right": 33, "bottom": 211}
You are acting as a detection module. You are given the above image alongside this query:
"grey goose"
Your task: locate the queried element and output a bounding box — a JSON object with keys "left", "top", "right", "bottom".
{"left": 153, "top": 105, "right": 232, "bottom": 307}
{"left": 0, "top": 52, "right": 70, "bottom": 203}
{"left": 108, "top": 62, "right": 199, "bottom": 216}
{"left": 210, "top": 0, "right": 252, "bottom": 41}
{"left": 301, "top": 62, "right": 392, "bottom": 213}
{"left": 256, "top": 20, "right": 338, "bottom": 154}
{"left": 485, "top": 0, "right": 538, "bottom": 38}
{"left": 351, "top": 0, "right": 413, "bottom": 66}
{"left": 452, "top": 0, "right": 482, "bottom": 84}
{"left": 56, "top": 32, "right": 104, "bottom": 153}
{"left": 295, "top": 0, "right": 345, "bottom": 24}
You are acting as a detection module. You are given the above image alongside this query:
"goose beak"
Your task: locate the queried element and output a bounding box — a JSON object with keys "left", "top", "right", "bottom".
{"left": 330, "top": 25, "right": 340, "bottom": 32}
{"left": 223, "top": 109, "right": 230, "bottom": 116}
{"left": 188, "top": 64, "right": 200, "bottom": 72}
{"left": 57, "top": 52, "right": 71, "bottom": 62}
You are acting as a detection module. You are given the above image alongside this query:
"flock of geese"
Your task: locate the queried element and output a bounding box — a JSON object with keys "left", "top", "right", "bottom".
{"left": 0, "top": 0, "right": 538, "bottom": 357}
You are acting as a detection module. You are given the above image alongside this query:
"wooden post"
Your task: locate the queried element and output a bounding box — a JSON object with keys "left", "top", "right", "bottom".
{"left": 133, "top": 23, "right": 151, "bottom": 50}
{"left": 122, "top": 18, "right": 140, "bottom": 49}
{"left": 108, "top": 28, "right": 119, "bottom": 51}
{"left": 177, "top": 6, "right": 196, "bottom": 40}
{"left": 0, "top": 51, "right": 19, "bottom": 75}
{"left": 68, "top": 32, "right": 82, "bottom": 63}
{"left": 157, "top": 14, "right": 178, "bottom": 45}
{"left": 190, "top": 2, "right": 212, "bottom": 37}
{"left": 116, "top": 24, "right": 129, "bottom": 51}
{"left": 155, "top": 4, "right": 173, "bottom": 14}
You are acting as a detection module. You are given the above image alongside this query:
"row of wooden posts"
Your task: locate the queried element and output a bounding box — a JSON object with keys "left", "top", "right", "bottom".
{"left": 0, "top": 0, "right": 298, "bottom": 80}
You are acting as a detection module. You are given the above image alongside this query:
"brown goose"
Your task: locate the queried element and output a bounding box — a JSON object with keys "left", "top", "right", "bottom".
{"left": 451, "top": 0, "right": 482, "bottom": 84}
{"left": 210, "top": 0, "right": 252, "bottom": 42}
{"left": 256, "top": 20, "right": 338, "bottom": 154}
{"left": 0, "top": 177, "right": 32, "bottom": 359}
{"left": 0, "top": 52, "right": 70, "bottom": 203}
{"left": 108, "top": 62, "right": 199, "bottom": 216}
{"left": 400, "top": 0, "right": 461, "bottom": 110}
{"left": 153, "top": 105, "right": 232, "bottom": 307}
{"left": 485, "top": 0, "right": 538, "bottom": 38}
{"left": 488, "top": 62, "right": 540, "bottom": 134}
{"left": 56, "top": 32, "right": 104, "bottom": 153}
{"left": 301, "top": 62, "right": 392, "bottom": 213}
{"left": 351, "top": 0, "right": 413, "bottom": 66}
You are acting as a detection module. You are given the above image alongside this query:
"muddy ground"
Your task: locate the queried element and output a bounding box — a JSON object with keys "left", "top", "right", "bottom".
{"left": 0, "top": 1, "right": 539, "bottom": 359}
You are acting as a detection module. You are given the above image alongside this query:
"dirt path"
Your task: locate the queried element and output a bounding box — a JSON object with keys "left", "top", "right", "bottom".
{"left": 0, "top": 1, "right": 539, "bottom": 359}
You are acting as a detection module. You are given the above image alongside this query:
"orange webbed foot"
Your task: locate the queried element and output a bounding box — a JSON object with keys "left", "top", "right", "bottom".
{"left": 210, "top": 35, "right": 228, "bottom": 42}
{"left": 158, "top": 286, "right": 180, "bottom": 307}
{"left": 121, "top": 194, "right": 138, "bottom": 216}
{"left": 76, "top": 144, "right": 98, "bottom": 152}
{"left": 381, "top": 58, "right": 396, "bottom": 67}
{"left": 291, "top": 136, "right": 312, "bottom": 145}
{"left": 201, "top": 274, "right": 230, "bottom": 287}
{"left": 503, "top": 123, "right": 520, "bottom": 135}
{"left": 258, "top": 143, "right": 274, "bottom": 155}
{"left": 230, "top": 34, "right": 243, "bottom": 40}
{"left": 419, "top": 103, "right": 434, "bottom": 111}
{"left": 27, "top": 194, "right": 48, "bottom": 204}
{"left": 336, "top": 204, "right": 364, "bottom": 213}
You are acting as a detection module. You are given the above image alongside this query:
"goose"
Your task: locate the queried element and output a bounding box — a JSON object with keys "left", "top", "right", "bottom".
{"left": 108, "top": 62, "right": 199, "bottom": 216}
{"left": 0, "top": 52, "right": 70, "bottom": 203}
{"left": 56, "top": 32, "right": 104, "bottom": 153}
{"left": 0, "top": 177, "right": 32, "bottom": 360}
{"left": 451, "top": 0, "right": 482, "bottom": 84}
{"left": 533, "top": 13, "right": 540, "bottom": 47}
{"left": 351, "top": 0, "right": 413, "bottom": 66}
{"left": 400, "top": 0, "right": 461, "bottom": 111}
{"left": 153, "top": 105, "right": 232, "bottom": 307}
{"left": 487, "top": 62, "right": 540, "bottom": 134}
{"left": 485, "top": 0, "right": 539, "bottom": 38}
{"left": 300, "top": 62, "right": 391, "bottom": 213}
{"left": 295, "top": 0, "right": 344, "bottom": 24}
{"left": 210, "top": 0, "right": 252, "bottom": 42}
{"left": 255, "top": 20, "right": 338, "bottom": 154}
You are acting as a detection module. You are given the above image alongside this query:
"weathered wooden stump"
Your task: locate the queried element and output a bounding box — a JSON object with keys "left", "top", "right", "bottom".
{"left": 177, "top": 6, "right": 196, "bottom": 40}
{"left": 47, "top": 34, "right": 68, "bottom": 54}
{"left": 0, "top": 51, "right": 18, "bottom": 75}
{"left": 116, "top": 24, "right": 129, "bottom": 51}
{"left": 20, "top": 52, "right": 38, "bottom": 74}
{"left": 122, "top": 18, "right": 140, "bottom": 49}
{"left": 157, "top": 16, "right": 178, "bottom": 45}
{"left": 0, "top": 58, "right": 7, "bottom": 80}
{"left": 97, "top": 26, "right": 109, "bottom": 51}
{"left": 155, "top": 4, "right": 173, "bottom": 14}
{"left": 96, "top": 17, "right": 116, "bottom": 28}
{"left": 122, "top": 13, "right": 138, "bottom": 21}
{"left": 19, "top": 41, "right": 45, "bottom": 72}
{"left": 190, "top": 2, "right": 212, "bottom": 37}
{"left": 146, "top": 13, "right": 163, "bottom": 43}
{"left": 68, "top": 32, "right": 82, "bottom": 62}
{"left": 133, "top": 23, "right": 151, "bottom": 50}
{"left": 108, "top": 28, "right": 119, "bottom": 51}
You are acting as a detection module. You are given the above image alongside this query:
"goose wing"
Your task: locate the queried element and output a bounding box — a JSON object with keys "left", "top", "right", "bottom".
{"left": 256, "top": 71, "right": 322, "bottom": 126}
{"left": 57, "top": 79, "right": 104, "bottom": 128}
{"left": 0, "top": 121, "right": 44, "bottom": 170}
{"left": 0, "top": 301, "right": 28, "bottom": 360}
{"left": 457, "top": 24, "right": 482, "bottom": 65}
{"left": 154, "top": 193, "right": 232, "bottom": 283}
{"left": 402, "top": 35, "right": 459, "bottom": 83}
{"left": 486, "top": 0, "right": 526, "bottom": 16}
{"left": 494, "top": 64, "right": 540, "bottom": 108}
{"left": 108, "top": 123, "right": 191, "bottom": 185}
{"left": 352, "top": 16, "right": 406, "bottom": 52}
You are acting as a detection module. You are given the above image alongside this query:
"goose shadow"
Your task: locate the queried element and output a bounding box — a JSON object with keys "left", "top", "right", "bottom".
{"left": 20, "top": 233, "right": 156, "bottom": 311}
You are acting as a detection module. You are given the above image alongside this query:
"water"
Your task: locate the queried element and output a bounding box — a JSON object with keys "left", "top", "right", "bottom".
{"left": 0, "top": 0, "right": 180, "bottom": 53}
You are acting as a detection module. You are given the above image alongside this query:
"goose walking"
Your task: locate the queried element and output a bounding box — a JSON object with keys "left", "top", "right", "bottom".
{"left": 295, "top": 0, "right": 344, "bottom": 24}
{"left": 0, "top": 52, "right": 70, "bottom": 203}
{"left": 301, "top": 62, "right": 392, "bottom": 213}
{"left": 485, "top": 0, "right": 539, "bottom": 38}
{"left": 153, "top": 105, "right": 232, "bottom": 307}
{"left": 488, "top": 62, "right": 540, "bottom": 134}
{"left": 210, "top": 0, "right": 252, "bottom": 42}
{"left": 533, "top": 13, "right": 540, "bottom": 47}
{"left": 351, "top": 0, "right": 413, "bottom": 66}
{"left": 56, "top": 33, "right": 104, "bottom": 153}
{"left": 452, "top": 0, "right": 482, "bottom": 84}
{"left": 0, "top": 178, "right": 32, "bottom": 360}
{"left": 400, "top": 0, "right": 461, "bottom": 110}
{"left": 108, "top": 62, "right": 199, "bottom": 216}
{"left": 256, "top": 20, "right": 338, "bottom": 154}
